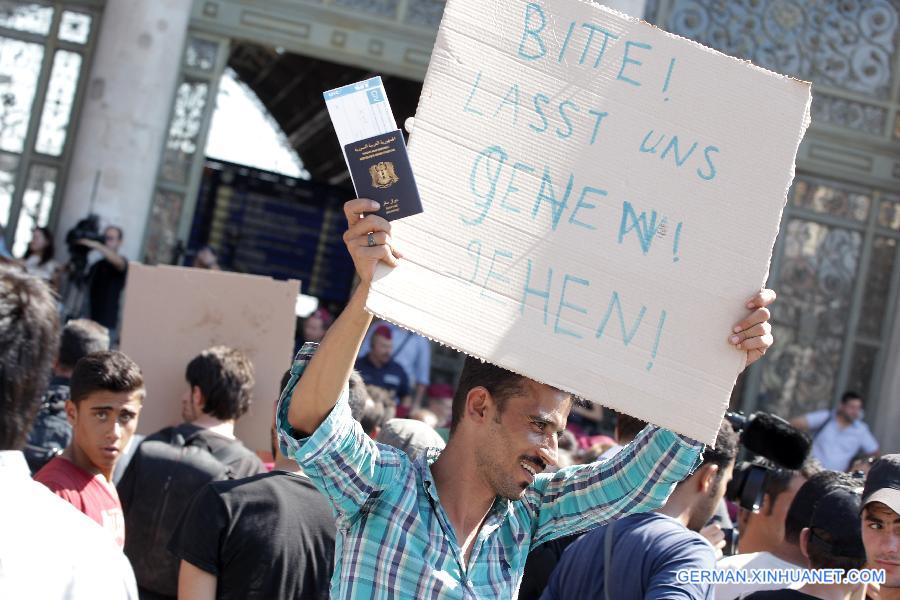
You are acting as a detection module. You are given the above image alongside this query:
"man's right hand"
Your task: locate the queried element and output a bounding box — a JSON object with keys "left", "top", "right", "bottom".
{"left": 342, "top": 199, "right": 402, "bottom": 284}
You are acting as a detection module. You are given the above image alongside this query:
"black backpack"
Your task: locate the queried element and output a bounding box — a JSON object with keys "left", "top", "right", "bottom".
{"left": 118, "top": 425, "right": 246, "bottom": 598}
{"left": 24, "top": 382, "right": 72, "bottom": 474}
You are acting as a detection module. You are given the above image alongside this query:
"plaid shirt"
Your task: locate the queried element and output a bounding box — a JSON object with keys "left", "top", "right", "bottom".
{"left": 277, "top": 343, "right": 704, "bottom": 599}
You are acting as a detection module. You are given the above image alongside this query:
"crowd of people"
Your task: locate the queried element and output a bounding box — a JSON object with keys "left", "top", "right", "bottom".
{"left": 1, "top": 199, "right": 898, "bottom": 600}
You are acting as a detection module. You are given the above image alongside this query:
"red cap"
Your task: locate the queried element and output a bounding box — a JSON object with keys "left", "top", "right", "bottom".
{"left": 374, "top": 325, "right": 392, "bottom": 340}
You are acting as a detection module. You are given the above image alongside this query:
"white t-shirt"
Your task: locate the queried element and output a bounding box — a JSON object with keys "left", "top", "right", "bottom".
{"left": 0, "top": 451, "right": 138, "bottom": 599}
{"left": 715, "top": 551, "right": 803, "bottom": 599}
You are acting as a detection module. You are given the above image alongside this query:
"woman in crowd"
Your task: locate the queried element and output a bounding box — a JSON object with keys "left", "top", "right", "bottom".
{"left": 22, "top": 226, "right": 58, "bottom": 286}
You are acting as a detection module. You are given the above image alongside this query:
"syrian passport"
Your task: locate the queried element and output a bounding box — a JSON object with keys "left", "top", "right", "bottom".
{"left": 344, "top": 130, "right": 423, "bottom": 221}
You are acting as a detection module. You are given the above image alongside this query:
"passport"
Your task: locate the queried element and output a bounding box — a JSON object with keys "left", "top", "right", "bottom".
{"left": 344, "top": 130, "right": 423, "bottom": 221}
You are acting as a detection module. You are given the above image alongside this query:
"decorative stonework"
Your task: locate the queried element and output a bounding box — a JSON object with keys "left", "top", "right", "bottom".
{"left": 810, "top": 93, "right": 888, "bottom": 136}
{"left": 663, "top": 0, "right": 898, "bottom": 99}
{"left": 331, "top": 0, "right": 400, "bottom": 20}
{"left": 403, "top": 0, "right": 446, "bottom": 28}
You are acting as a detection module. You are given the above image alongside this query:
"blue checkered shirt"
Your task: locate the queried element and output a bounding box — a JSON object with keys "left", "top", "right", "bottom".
{"left": 277, "top": 343, "right": 704, "bottom": 599}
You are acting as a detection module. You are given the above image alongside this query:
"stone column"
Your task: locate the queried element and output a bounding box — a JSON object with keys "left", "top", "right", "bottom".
{"left": 56, "top": 0, "right": 191, "bottom": 260}
{"left": 873, "top": 303, "right": 900, "bottom": 451}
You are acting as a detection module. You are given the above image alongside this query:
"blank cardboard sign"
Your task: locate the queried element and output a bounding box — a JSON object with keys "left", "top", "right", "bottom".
{"left": 366, "top": 0, "right": 811, "bottom": 444}
{"left": 120, "top": 264, "right": 298, "bottom": 453}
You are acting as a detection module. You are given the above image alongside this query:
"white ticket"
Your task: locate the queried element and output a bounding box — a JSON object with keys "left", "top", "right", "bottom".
{"left": 323, "top": 76, "right": 398, "bottom": 151}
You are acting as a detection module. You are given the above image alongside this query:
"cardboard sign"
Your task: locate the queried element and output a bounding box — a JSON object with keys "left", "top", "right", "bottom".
{"left": 366, "top": 0, "right": 811, "bottom": 444}
{"left": 120, "top": 264, "right": 298, "bottom": 453}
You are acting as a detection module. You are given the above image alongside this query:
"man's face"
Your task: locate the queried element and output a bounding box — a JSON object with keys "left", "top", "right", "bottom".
{"left": 103, "top": 227, "right": 121, "bottom": 252}
{"left": 743, "top": 473, "right": 806, "bottom": 551}
{"left": 68, "top": 390, "right": 143, "bottom": 474}
{"left": 474, "top": 380, "right": 571, "bottom": 501}
{"left": 371, "top": 334, "right": 392, "bottom": 366}
{"left": 181, "top": 385, "right": 200, "bottom": 422}
{"left": 840, "top": 398, "right": 863, "bottom": 422}
{"left": 862, "top": 502, "right": 900, "bottom": 588}
{"left": 688, "top": 459, "right": 735, "bottom": 532}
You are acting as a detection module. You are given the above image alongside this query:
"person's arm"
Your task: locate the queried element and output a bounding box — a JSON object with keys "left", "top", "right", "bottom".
{"left": 528, "top": 424, "right": 703, "bottom": 547}
{"left": 77, "top": 239, "right": 126, "bottom": 271}
{"left": 528, "top": 290, "right": 777, "bottom": 546}
{"left": 286, "top": 199, "right": 398, "bottom": 434}
{"left": 413, "top": 383, "right": 427, "bottom": 407}
{"left": 178, "top": 561, "right": 216, "bottom": 600}
{"left": 276, "top": 199, "right": 409, "bottom": 519}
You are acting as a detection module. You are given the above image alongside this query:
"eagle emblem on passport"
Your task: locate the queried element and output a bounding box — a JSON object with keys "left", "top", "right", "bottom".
{"left": 369, "top": 162, "right": 399, "bottom": 188}
{"left": 345, "top": 129, "right": 423, "bottom": 221}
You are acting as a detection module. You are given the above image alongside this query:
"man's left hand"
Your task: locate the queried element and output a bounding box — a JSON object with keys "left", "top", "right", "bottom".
{"left": 731, "top": 289, "right": 776, "bottom": 372}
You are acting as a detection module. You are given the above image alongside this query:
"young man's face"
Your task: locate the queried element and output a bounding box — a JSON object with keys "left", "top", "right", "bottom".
{"left": 103, "top": 227, "right": 122, "bottom": 252}
{"left": 840, "top": 398, "right": 863, "bottom": 422}
{"left": 475, "top": 380, "right": 571, "bottom": 500}
{"left": 862, "top": 502, "right": 900, "bottom": 587}
{"left": 743, "top": 473, "right": 806, "bottom": 551}
{"left": 687, "top": 459, "right": 735, "bottom": 532}
{"left": 68, "top": 389, "right": 143, "bottom": 475}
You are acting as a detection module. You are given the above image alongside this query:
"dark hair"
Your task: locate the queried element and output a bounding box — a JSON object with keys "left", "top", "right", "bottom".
{"left": 360, "top": 397, "right": 385, "bottom": 436}
{"left": 785, "top": 470, "right": 858, "bottom": 544}
{"left": 755, "top": 456, "right": 822, "bottom": 515}
{"left": 347, "top": 371, "right": 369, "bottom": 423}
{"left": 695, "top": 420, "right": 739, "bottom": 484}
{"left": 23, "top": 226, "right": 55, "bottom": 265}
{"left": 58, "top": 319, "right": 110, "bottom": 370}
{"left": 841, "top": 390, "right": 862, "bottom": 404}
{"left": 185, "top": 346, "right": 254, "bottom": 421}
{"left": 70, "top": 351, "right": 144, "bottom": 405}
{"left": 0, "top": 268, "right": 60, "bottom": 450}
{"left": 450, "top": 356, "right": 527, "bottom": 434}
{"left": 615, "top": 412, "right": 648, "bottom": 444}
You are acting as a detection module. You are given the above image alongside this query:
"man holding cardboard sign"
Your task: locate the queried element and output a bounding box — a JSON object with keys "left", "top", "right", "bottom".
{"left": 276, "top": 198, "right": 775, "bottom": 598}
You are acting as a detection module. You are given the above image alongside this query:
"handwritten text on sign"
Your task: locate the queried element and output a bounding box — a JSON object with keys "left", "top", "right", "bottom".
{"left": 366, "top": 0, "right": 810, "bottom": 443}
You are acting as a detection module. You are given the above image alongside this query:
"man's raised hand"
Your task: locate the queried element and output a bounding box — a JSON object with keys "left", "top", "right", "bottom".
{"left": 730, "top": 288, "right": 776, "bottom": 371}
{"left": 342, "top": 199, "right": 402, "bottom": 284}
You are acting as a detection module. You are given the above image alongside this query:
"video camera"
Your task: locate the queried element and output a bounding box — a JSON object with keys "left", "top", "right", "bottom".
{"left": 65, "top": 214, "right": 104, "bottom": 279}
{"left": 723, "top": 411, "right": 811, "bottom": 513}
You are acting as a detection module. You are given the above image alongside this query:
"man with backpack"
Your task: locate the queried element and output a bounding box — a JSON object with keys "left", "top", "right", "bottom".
{"left": 118, "top": 345, "right": 265, "bottom": 599}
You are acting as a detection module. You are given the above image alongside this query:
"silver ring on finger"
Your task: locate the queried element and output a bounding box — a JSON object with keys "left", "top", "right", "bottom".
{"left": 367, "top": 232, "right": 376, "bottom": 247}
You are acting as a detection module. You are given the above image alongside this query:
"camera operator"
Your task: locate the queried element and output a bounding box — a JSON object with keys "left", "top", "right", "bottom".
{"left": 77, "top": 226, "right": 127, "bottom": 343}
{"left": 715, "top": 457, "right": 821, "bottom": 599}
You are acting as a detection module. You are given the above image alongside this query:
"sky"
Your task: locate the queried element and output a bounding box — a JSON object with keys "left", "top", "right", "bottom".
{"left": 204, "top": 68, "right": 309, "bottom": 179}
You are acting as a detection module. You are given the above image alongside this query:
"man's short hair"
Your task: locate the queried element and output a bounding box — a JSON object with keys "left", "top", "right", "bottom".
{"left": 615, "top": 412, "right": 648, "bottom": 444}
{"left": 0, "top": 268, "right": 60, "bottom": 450}
{"left": 58, "top": 319, "right": 110, "bottom": 370}
{"left": 70, "top": 351, "right": 144, "bottom": 405}
{"left": 347, "top": 371, "right": 370, "bottom": 423}
{"left": 450, "top": 356, "right": 527, "bottom": 433}
{"left": 785, "top": 470, "right": 860, "bottom": 544}
{"left": 360, "top": 397, "right": 385, "bottom": 437}
{"left": 185, "top": 346, "right": 253, "bottom": 421}
{"left": 841, "top": 390, "right": 862, "bottom": 404}
{"left": 697, "top": 420, "right": 739, "bottom": 481}
{"left": 752, "top": 456, "right": 822, "bottom": 515}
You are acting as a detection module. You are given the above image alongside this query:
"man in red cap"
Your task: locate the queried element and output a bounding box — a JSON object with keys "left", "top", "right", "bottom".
{"left": 354, "top": 324, "right": 411, "bottom": 407}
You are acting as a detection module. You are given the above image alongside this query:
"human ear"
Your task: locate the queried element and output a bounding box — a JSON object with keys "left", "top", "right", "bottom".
{"left": 65, "top": 399, "right": 77, "bottom": 427}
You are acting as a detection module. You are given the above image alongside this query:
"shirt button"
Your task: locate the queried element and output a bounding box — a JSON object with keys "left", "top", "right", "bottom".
{"left": 303, "top": 453, "right": 312, "bottom": 460}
